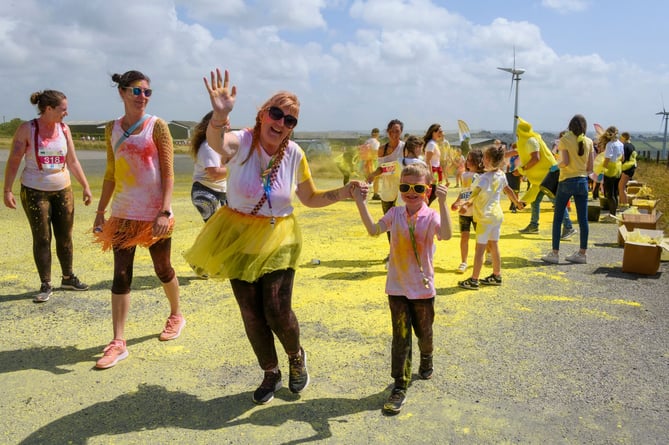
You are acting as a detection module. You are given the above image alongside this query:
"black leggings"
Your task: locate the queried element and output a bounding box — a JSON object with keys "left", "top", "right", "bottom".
{"left": 603, "top": 175, "right": 620, "bottom": 215}
{"left": 20, "top": 185, "right": 75, "bottom": 283}
{"left": 112, "top": 237, "right": 175, "bottom": 294}
{"left": 231, "top": 269, "right": 299, "bottom": 371}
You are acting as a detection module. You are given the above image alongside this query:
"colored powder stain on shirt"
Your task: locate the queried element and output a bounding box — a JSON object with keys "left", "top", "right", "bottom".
{"left": 114, "top": 157, "right": 135, "bottom": 193}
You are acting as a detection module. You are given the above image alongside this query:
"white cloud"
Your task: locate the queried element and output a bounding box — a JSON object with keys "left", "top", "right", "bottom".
{"left": 0, "top": 0, "right": 666, "bottom": 132}
{"left": 541, "top": 0, "right": 589, "bottom": 13}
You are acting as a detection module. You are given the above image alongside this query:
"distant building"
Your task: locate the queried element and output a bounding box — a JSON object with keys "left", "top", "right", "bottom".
{"left": 65, "top": 120, "right": 107, "bottom": 139}
{"left": 66, "top": 119, "right": 200, "bottom": 143}
{"left": 168, "top": 120, "right": 198, "bottom": 141}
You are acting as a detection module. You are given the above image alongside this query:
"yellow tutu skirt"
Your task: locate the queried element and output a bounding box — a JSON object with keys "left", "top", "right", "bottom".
{"left": 183, "top": 206, "right": 301, "bottom": 282}
{"left": 94, "top": 217, "right": 174, "bottom": 251}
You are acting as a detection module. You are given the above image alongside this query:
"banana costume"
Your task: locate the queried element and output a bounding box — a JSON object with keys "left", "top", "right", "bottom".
{"left": 622, "top": 150, "right": 637, "bottom": 172}
{"left": 515, "top": 117, "right": 557, "bottom": 204}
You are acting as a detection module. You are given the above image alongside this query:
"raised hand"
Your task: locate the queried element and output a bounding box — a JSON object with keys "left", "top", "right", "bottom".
{"left": 203, "top": 68, "right": 237, "bottom": 117}
{"left": 435, "top": 184, "right": 448, "bottom": 202}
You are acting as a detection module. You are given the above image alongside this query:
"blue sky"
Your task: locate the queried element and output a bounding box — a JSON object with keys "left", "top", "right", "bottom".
{"left": 1, "top": 0, "right": 667, "bottom": 133}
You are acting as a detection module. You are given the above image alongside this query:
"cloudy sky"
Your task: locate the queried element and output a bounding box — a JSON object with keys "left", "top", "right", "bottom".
{"left": 1, "top": 0, "right": 667, "bottom": 133}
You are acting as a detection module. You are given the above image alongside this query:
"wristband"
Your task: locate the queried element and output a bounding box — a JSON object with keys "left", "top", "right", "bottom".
{"left": 210, "top": 118, "right": 230, "bottom": 130}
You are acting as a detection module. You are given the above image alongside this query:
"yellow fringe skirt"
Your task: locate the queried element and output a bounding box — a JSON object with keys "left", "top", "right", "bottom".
{"left": 94, "top": 217, "right": 174, "bottom": 251}
{"left": 183, "top": 206, "right": 301, "bottom": 282}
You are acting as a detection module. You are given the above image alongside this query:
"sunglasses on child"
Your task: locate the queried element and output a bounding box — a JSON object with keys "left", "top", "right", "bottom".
{"left": 399, "top": 183, "right": 429, "bottom": 194}
{"left": 123, "top": 86, "right": 153, "bottom": 97}
{"left": 267, "top": 106, "right": 298, "bottom": 129}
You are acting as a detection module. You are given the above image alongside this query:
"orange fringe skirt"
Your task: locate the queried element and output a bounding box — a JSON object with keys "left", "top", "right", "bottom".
{"left": 94, "top": 217, "right": 174, "bottom": 251}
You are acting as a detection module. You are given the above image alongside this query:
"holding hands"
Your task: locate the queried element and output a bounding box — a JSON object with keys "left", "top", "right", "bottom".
{"left": 351, "top": 181, "right": 370, "bottom": 202}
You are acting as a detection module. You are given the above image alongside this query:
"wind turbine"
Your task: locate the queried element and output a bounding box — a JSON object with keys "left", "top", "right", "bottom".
{"left": 656, "top": 105, "right": 669, "bottom": 162}
{"left": 497, "top": 48, "right": 525, "bottom": 140}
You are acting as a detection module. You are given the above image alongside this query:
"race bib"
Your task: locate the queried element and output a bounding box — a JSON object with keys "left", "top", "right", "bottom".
{"left": 37, "top": 149, "right": 66, "bottom": 172}
{"left": 380, "top": 161, "right": 396, "bottom": 175}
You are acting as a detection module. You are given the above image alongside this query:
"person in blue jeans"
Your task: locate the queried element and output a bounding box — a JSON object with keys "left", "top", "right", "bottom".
{"left": 541, "top": 114, "right": 594, "bottom": 264}
{"left": 523, "top": 185, "right": 575, "bottom": 239}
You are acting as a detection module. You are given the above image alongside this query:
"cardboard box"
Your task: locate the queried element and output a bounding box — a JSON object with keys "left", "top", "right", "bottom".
{"left": 630, "top": 198, "right": 659, "bottom": 213}
{"left": 618, "top": 226, "right": 669, "bottom": 275}
{"left": 616, "top": 211, "right": 663, "bottom": 246}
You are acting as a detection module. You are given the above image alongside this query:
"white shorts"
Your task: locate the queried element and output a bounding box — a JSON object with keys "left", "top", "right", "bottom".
{"left": 475, "top": 223, "right": 501, "bottom": 244}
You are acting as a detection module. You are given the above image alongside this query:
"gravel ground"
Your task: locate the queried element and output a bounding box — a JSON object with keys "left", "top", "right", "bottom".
{"left": 1, "top": 152, "right": 668, "bottom": 444}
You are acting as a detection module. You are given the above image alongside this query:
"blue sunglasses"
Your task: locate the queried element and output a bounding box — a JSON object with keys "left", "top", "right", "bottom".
{"left": 123, "top": 86, "right": 153, "bottom": 97}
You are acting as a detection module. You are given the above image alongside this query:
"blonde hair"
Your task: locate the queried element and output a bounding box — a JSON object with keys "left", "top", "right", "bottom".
{"left": 401, "top": 162, "right": 431, "bottom": 184}
{"left": 598, "top": 125, "right": 618, "bottom": 148}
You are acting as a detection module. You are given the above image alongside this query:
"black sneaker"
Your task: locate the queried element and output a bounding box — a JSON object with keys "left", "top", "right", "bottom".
{"left": 458, "top": 277, "right": 479, "bottom": 290}
{"left": 560, "top": 228, "right": 577, "bottom": 240}
{"left": 61, "top": 275, "right": 89, "bottom": 291}
{"left": 383, "top": 387, "right": 407, "bottom": 415}
{"left": 288, "top": 347, "right": 309, "bottom": 393}
{"left": 419, "top": 354, "right": 433, "bottom": 380}
{"left": 519, "top": 224, "right": 539, "bottom": 234}
{"left": 33, "top": 282, "right": 53, "bottom": 303}
{"left": 480, "top": 274, "right": 502, "bottom": 286}
{"left": 253, "top": 370, "right": 282, "bottom": 404}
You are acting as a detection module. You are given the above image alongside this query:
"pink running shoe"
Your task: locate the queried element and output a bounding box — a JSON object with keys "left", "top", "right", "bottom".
{"left": 95, "top": 339, "right": 128, "bottom": 369}
{"left": 159, "top": 314, "right": 186, "bottom": 341}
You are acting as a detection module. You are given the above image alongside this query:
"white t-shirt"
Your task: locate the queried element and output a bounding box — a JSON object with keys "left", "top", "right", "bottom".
{"left": 365, "top": 137, "right": 380, "bottom": 152}
{"left": 193, "top": 141, "right": 226, "bottom": 193}
{"left": 424, "top": 140, "right": 441, "bottom": 168}
{"left": 226, "top": 129, "right": 311, "bottom": 217}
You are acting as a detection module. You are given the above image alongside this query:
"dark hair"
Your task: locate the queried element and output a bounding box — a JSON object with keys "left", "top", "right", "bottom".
{"left": 371, "top": 128, "right": 380, "bottom": 135}
{"left": 190, "top": 111, "right": 213, "bottom": 158}
{"left": 568, "top": 114, "right": 587, "bottom": 156}
{"left": 422, "top": 123, "right": 441, "bottom": 146}
{"left": 403, "top": 135, "right": 423, "bottom": 159}
{"left": 386, "top": 119, "right": 403, "bottom": 132}
{"left": 111, "top": 70, "right": 151, "bottom": 89}
{"left": 467, "top": 148, "right": 484, "bottom": 173}
{"left": 484, "top": 144, "right": 506, "bottom": 169}
{"left": 30, "top": 90, "right": 66, "bottom": 115}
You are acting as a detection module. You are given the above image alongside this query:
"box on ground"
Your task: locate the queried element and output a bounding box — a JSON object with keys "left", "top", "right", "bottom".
{"left": 616, "top": 211, "right": 662, "bottom": 246}
{"left": 618, "top": 226, "right": 669, "bottom": 275}
{"left": 630, "top": 198, "right": 659, "bottom": 213}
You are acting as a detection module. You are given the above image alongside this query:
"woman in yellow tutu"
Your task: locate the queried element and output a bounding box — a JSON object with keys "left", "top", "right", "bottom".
{"left": 185, "top": 68, "right": 367, "bottom": 405}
